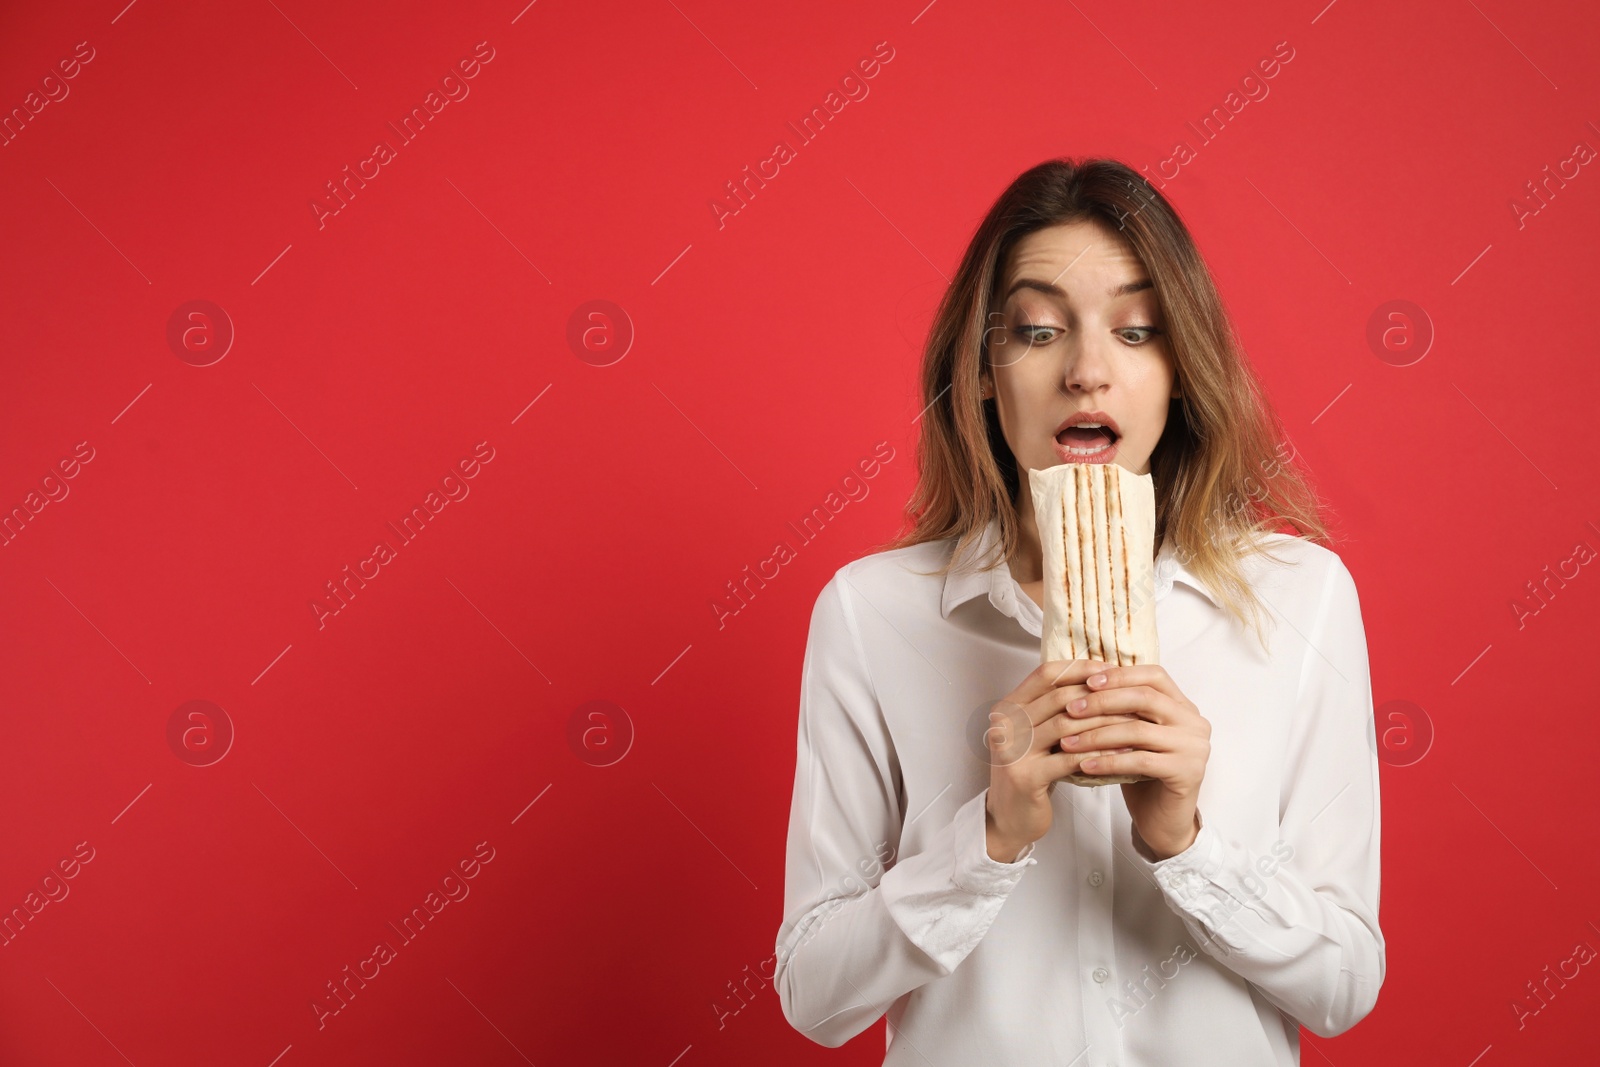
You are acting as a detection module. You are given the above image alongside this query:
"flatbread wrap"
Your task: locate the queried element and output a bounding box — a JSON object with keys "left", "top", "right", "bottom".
{"left": 1027, "top": 461, "right": 1160, "bottom": 786}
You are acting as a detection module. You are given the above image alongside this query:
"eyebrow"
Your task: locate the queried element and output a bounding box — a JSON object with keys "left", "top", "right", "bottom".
{"left": 1002, "top": 277, "right": 1154, "bottom": 301}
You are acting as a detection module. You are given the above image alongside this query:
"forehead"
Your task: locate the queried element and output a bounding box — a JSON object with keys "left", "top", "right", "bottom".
{"left": 1000, "top": 220, "right": 1147, "bottom": 292}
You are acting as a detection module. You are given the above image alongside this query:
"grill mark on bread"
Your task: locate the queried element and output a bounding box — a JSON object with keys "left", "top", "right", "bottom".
{"left": 1091, "top": 464, "right": 1107, "bottom": 662}
{"left": 1080, "top": 464, "right": 1102, "bottom": 660}
{"left": 1071, "top": 465, "right": 1088, "bottom": 659}
{"left": 1059, "top": 492, "right": 1077, "bottom": 660}
{"left": 1082, "top": 472, "right": 1093, "bottom": 662}
{"left": 1094, "top": 467, "right": 1107, "bottom": 668}
{"left": 1111, "top": 470, "right": 1131, "bottom": 665}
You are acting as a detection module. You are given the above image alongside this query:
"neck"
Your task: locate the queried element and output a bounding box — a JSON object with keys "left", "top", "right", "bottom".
{"left": 1007, "top": 496, "right": 1044, "bottom": 584}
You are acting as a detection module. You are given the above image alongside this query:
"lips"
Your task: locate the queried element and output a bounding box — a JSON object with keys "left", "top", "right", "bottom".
{"left": 1053, "top": 434, "right": 1119, "bottom": 464}
{"left": 1053, "top": 411, "right": 1121, "bottom": 464}
{"left": 1059, "top": 425, "right": 1115, "bottom": 448}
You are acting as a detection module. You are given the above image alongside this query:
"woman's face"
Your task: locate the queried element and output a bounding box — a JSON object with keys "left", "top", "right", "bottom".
{"left": 981, "top": 219, "right": 1179, "bottom": 484}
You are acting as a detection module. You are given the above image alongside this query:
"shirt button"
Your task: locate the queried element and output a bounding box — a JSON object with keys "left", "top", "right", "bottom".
{"left": 1088, "top": 870, "right": 1104, "bottom": 887}
{"left": 1092, "top": 967, "right": 1110, "bottom": 984}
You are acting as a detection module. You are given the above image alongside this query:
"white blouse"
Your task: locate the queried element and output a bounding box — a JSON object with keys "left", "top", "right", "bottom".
{"left": 774, "top": 515, "right": 1384, "bottom": 1066}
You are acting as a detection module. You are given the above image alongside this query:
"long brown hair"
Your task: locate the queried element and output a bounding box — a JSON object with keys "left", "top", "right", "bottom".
{"left": 875, "top": 157, "right": 1332, "bottom": 646}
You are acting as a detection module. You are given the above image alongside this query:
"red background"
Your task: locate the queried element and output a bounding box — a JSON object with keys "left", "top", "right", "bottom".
{"left": 2, "top": 0, "right": 1597, "bottom": 1063}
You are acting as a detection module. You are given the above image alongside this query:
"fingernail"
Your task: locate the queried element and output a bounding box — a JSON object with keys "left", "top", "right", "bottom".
{"left": 1070, "top": 698, "right": 1087, "bottom": 712}
{"left": 1088, "top": 674, "right": 1107, "bottom": 687}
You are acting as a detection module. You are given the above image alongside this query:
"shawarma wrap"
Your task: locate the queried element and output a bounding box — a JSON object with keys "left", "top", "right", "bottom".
{"left": 1027, "top": 462, "right": 1161, "bottom": 786}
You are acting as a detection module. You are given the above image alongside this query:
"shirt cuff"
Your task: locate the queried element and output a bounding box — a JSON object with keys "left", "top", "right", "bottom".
{"left": 952, "top": 788, "right": 1038, "bottom": 895}
{"left": 1134, "top": 812, "right": 1226, "bottom": 904}
{"left": 876, "top": 788, "right": 1039, "bottom": 976}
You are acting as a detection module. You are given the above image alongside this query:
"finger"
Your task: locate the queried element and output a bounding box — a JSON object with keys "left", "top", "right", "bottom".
{"left": 1039, "top": 748, "right": 1094, "bottom": 783}
{"left": 1067, "top": 684, "right": 1182, "bottom": 726}
{"left": 1010, "top": 659, "right": 1112, "bottom": 707}
{"left": 982, "top": 707, "right": 1034, "bottom": 768}
{"left": 1037, "top": 708, "right": 1137, "bottom": 755}
{"left": 1083, "top": 664, "right": 1187, "bottom": 705}
{"left": 989, "top": 702, "right": 1130, "bottom": 764}
{"left": 1017, "top": 665, "right": 1114, "bottom": 729}
{"left": 1059, "top": 720, "right": 1174, "bottom": 755}
{"left": 1077, "top": 749, "right": 1171, "bottom": 779}
{"left": 1024, "top": 662, "right": 1152, "bottom": 729}
{"left": 1048, "top": 710, "right": 1140, "bottom": 746}
{"left": 1024, "top": 678, "right": 1099, "bottom": 729}
{"left": 1037, "top": 747, "right": 1139, "bottom": 782}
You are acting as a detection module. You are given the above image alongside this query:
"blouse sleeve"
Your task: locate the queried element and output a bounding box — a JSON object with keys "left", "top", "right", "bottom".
{"left": 774, "top": 568, "right": 1039, "bottom": 1048}
{"left": 1130, "top": 555, "right": 1386, "bottom": 1038}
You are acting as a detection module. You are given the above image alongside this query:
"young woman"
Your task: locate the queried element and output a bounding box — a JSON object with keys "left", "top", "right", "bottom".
{"left": 774, "top": 158, "right": 1384, "bottom": 1065}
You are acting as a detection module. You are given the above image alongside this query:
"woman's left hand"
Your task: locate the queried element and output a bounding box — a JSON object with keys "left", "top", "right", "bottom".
{"left": 1060, "top": 663, "right": 1211, "bottom": 860}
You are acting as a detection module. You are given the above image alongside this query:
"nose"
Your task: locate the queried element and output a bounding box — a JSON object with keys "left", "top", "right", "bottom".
{"left": 1060, "top": 335, "right": 1114, "bottom": 395}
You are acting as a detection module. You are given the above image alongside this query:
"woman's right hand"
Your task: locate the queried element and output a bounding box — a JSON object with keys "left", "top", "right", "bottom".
{"left": 982, "top": 659, "right": 1139, "bottom": 861}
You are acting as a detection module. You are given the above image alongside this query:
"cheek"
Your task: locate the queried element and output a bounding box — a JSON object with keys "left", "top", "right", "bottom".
{"left": 1122, "top": 374, "right": 1175, "bottom": 445}
{"left": 992, "top": 360, "right": 1046, "bottom": 408}
{"left": 1006, "top": 369, "right": 1065, "bottom": 432}
{"left": 987, "top": 337, "right": 1033, "bottom": 373}
{"left": 1134, "top": 361, "right": 1177, "bottom": 422}
{"left": 1144, "top": 406, "right": 1172, "bottom": 443}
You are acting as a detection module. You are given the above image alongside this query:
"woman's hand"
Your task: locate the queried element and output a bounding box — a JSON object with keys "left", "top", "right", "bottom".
{"left": 983, "top": 659, "right": 1140, "bottom": 861}
{"left": 1061, "top": 663, "right": 1211, "bottom": 860}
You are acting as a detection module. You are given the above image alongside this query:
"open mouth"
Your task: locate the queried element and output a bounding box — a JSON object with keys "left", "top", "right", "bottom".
{"left": 1055, "top": 424, "right": 1119, "bottom": 456}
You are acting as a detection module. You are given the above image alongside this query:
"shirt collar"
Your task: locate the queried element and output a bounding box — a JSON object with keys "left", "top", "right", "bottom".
{"left": 938, "top": 514, "right": 1220, "bottom": 619}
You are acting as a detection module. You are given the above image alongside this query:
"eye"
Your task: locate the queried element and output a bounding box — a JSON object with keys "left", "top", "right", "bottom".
{"left": 1118, "top": 326, "right": 1163, "bottom": 344}
{"left": 1013, "top": 323, "right": 1059, "bottom": 344}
